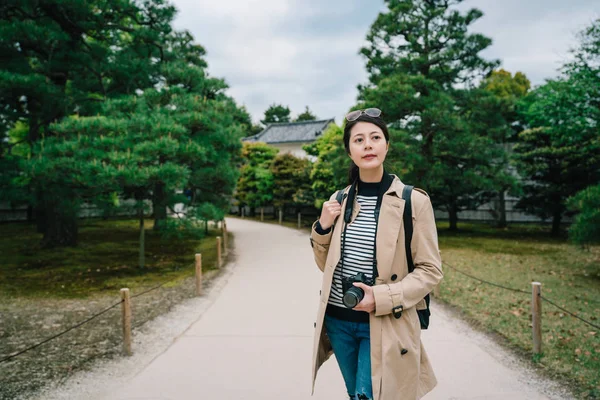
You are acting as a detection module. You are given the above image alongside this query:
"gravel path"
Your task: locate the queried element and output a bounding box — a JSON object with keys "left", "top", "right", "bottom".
{"left": 31, "top": 217, "right": 575, "bottom": 400}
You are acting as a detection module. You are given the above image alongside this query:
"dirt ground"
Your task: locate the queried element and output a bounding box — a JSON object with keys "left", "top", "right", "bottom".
{"left": 0, "top": 268, "right": 222, "bottom": 400}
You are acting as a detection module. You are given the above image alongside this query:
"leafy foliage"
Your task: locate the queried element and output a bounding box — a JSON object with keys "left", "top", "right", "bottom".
{"left": 514, "top": 19, "right": 600, "bottom": 236}
{"left": 294, "top": 106, "right": 317, "bottom": 122}
{"left": 236, "top": 142, "right": 279, "bottom": 209}
{"left": 567, "top": 184, "right": 600, "bottom": 245}
{"left": 271, "top": 153, "right": 313, "bottom": 212}
{"left": 260, "top": 103, "right": 291, "bottom": 125}
{"left": 304, "top": 123, "right": 348, "bottom": 207}
{"left": 0, "top": 0, "right": 246, "bottom": 247}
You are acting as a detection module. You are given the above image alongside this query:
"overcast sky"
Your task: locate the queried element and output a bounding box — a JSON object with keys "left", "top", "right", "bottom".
{"left": 171, "top": 0, "right": 599, "bottom": 125}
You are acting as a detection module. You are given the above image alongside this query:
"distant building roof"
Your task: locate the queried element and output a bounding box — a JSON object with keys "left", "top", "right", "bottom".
{"left": 242, "top": 119, "right": 334, "bottom": 144}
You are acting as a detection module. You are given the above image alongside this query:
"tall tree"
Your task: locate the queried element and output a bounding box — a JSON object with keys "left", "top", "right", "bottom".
{"left": 480, "top": 69, "right": 531, "bottom": 228}
{"left": 294, "top": 106, "right": 317, "bottom": 122}
{"left": 514, "top": 19, "right": 600, "bottom": 236}
{"left": 260, "top": 103, "right": 291, "bottom": 125}
{"left": 358, "top": 0, "right": 500, "bottom": 230}
{"left": 0, "top": 0, "right": 177, "bottom": 246}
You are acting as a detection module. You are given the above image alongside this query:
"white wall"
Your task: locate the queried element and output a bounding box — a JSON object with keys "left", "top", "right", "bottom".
{"left": 271, "top": 142, "right": 316, "bottom": 162}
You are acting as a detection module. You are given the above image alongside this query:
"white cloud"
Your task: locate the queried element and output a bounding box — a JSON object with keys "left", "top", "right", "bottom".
{"left": 171, "top": 0, "right": 600, "bottom": 124}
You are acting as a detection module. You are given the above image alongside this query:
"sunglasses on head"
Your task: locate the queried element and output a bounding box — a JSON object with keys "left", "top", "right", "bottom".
{"left": 345, "top": 108, "right": 382, "bottom": 122}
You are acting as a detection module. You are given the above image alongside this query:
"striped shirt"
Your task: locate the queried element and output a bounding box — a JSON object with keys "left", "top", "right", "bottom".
{"left": 326, "top": 181, "right": 380, "bottom": 322}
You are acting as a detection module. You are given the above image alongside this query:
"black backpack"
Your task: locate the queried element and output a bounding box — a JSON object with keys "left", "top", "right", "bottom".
{"left": 335, "top": 185, "right": 431, "bottom": 329}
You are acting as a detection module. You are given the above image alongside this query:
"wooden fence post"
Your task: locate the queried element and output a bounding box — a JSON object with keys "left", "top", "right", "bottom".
{"left": 532, "top": 282, "right": 542, "bottom": 355}
{"left": 261, "top": 207, "right": 264, "bottom": 222}
{"left": 120, "top": 288, "right": 132, "bottom": 356}
{"left": 298, "top": 212, "right": 301, "bottom": 229}
{"left": 222, "top": 220, "right": 228, "bottom": 255}
{"left": 241, "top": 208, "right": 244, "bottom": 218}
{"left": 195, "top": 254, "right": 202, "bottom": 296}
{"left": 216, "top": 236, "right": 222, "bottom": 268}
{"left": 279, "top": 209, "right": 282, "bottom": 225}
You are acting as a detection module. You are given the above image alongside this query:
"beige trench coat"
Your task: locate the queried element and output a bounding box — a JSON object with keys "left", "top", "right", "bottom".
{"left": 309, "top": 176, "right": 443, "bottom": 400}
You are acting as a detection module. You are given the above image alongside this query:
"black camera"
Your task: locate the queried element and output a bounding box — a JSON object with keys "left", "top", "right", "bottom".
{"left": 341, "top": 272, "right": 373, "bottom": 308}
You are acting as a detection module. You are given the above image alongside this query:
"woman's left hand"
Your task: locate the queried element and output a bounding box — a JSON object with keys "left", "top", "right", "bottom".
{"left": 352, "top": 282, "right": 375, "bottom": 313}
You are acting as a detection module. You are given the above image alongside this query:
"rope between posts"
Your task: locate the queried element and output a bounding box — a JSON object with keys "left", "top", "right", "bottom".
{"left": 540, "top": 294, "right": 600, "bottom": 330}
{"left": 0, "top": 299, "right": 123, "bottom": 364}
{"left": 130, "top": 263, "right": 196, "bottom": 299}
{"left": 442, "top": 261, "right": 529, "bottom": 294}
{"left": 442, "top": 261, "right": 600, "bottom": 331}
{"left": 0, "top": 263, "right": 195, "bottom": 364}
{"left": 1, "top": 226, "right": 224, "bottom": 364}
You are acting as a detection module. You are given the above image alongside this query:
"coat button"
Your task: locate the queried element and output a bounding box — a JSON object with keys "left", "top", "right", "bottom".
{"left": 401, "top": 348, "right": 408, "bottom": 355}
{"left": 314, "top": 322, "right": 316, "bottom": 328}
{"left": 319, "top": 290, "right": 322, "bottom": 295}
{"left": 391, "top": 274, "right": 398, "bottom": 281}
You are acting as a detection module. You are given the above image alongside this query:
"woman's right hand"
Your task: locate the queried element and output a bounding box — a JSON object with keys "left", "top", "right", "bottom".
{"left": 319, "top": 198, "right": 342, "bottom": 230}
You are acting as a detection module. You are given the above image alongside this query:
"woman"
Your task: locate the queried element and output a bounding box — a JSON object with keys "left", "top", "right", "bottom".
{"left": 309, "top": 108, "right": 443, "bottom": 400}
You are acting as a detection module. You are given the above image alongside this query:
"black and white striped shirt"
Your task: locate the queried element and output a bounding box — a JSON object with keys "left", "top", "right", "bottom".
{"left": 326, "top": 180, "right": 380, "bottom": 322}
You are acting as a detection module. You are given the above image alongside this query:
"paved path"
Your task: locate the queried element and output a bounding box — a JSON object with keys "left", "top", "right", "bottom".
{"left": 100, "top": 218, "right": 566, "bottom": 400}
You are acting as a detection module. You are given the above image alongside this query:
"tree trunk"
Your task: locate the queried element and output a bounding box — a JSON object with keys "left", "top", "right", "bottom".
{"left": 448, "top": 203, "right": 459, "bottom": 231}
{"left": 152, "top": 183, "right": 167, "bottom": 231}
{"left": 42, "top": 203, "right": 78, "bottom": 247}
{"left": 496, "top": 190, "right": 507, "bottom": 229}
{"left": 35, "top": 205, "right": 46, "bottom": 234}
{"left": 551, "top": 208, "right": 562, "bottom": 237}
{"left": 139, "top": 207, "right": 145, "bottom": 268}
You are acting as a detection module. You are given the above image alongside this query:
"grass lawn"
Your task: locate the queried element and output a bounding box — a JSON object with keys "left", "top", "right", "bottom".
{"left": 0, "top": 218, "right": 228, "bottom": 299}
{"left": 435, "top": 222, "right": 600, "bottom": 399}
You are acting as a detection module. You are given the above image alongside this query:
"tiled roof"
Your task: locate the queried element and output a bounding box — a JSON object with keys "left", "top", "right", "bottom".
{"left": 242, "top": 119, "right": 334, "bottom": 144}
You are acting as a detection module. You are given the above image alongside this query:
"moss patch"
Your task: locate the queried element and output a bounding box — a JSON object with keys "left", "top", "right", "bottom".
{"left": 0, "top": 219, "right": 226, "bottom": 299}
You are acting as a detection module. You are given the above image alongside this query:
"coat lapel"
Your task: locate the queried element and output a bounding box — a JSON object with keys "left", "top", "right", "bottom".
{"left": 375, "top": 177, "right": 405, "bottom": 281}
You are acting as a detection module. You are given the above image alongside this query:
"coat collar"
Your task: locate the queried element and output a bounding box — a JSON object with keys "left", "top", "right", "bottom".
{"left": 385, "top": 174, "right": 406, "bottom": 198}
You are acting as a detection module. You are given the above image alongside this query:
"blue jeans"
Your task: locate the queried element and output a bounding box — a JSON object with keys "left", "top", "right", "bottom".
{"left": 324, "top": 314, "right": 372, "bottom": 400}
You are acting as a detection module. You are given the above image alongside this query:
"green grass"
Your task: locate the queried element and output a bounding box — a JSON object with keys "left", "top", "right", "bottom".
{"left": 0, "top": 218, "right": 228, "bottom": 299}
{"left": 435, "top": 222, "right": 600, "bottom": 399}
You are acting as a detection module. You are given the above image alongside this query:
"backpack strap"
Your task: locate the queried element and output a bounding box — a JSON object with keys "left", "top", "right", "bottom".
{"left": 335, "top": 189, "right": 345, "bottom": 205}
{"left": 332, "top": 189, "right": 347, "bottom": 229}
{"left": 402, "top": 184, "right": 432, "bottom": 329}
{"left": 402, "top": 185, "right": 415, "bottom": 273}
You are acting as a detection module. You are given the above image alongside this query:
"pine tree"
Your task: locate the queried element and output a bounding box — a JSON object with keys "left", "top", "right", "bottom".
{"left": 358, "top": 0, "right": 501, "bottom": 230}
{"left": 261, "top": 104, "right": 291, "bottom": 125}
{"left": 0, "top": 0, "right": 178, "bottom": 246}
{"left": 294, "top": 106, "right": 317, "bottom": 122}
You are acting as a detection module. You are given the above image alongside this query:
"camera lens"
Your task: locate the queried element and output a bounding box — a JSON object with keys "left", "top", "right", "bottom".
{"left": 342, "top": 286, "right": 364, "bottom": 308}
